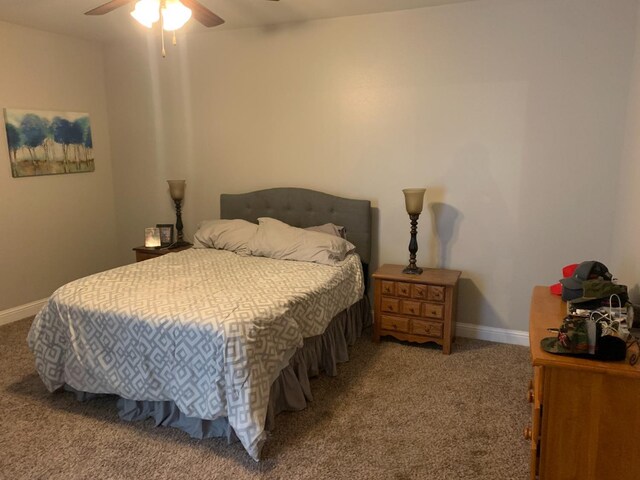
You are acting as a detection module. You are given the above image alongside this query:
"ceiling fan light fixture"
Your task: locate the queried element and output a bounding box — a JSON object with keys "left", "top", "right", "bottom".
{"left": 131, "top": 0, "right": 160, "bottom": 28}
{"left": 162, "top": 0, "right": 192, "bottom": 31}
{"left": 86, "top": 0, "right": 255, "bottom": 57}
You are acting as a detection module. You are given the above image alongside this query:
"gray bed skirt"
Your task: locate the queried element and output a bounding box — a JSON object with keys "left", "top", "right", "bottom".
{"left": 68, "top": 296, "right": 371, "bottom": 447}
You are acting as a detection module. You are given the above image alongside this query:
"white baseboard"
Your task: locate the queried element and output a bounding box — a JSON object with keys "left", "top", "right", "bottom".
{"left": 0, "top": 298, "right": 48, "bottom": 327}
{"left": 456, "top": 322, "right": 529, "bottom": 346}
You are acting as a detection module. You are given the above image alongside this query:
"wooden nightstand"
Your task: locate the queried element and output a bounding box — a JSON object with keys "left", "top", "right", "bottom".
{"left": 372, "top": 264, "right": 461, "bottom": 354}
{"left": 133, "top": 245, "right": 192, "bottom": 262}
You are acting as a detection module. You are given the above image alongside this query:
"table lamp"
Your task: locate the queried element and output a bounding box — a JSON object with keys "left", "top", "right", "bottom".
{"left": 167, "top": 179, "right": 192, "bottom": 248}
{"left": 402, "top": 188, "right": 426, "bottom": 274}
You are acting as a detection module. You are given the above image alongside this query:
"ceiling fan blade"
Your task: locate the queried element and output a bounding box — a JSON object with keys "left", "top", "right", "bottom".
{"left": 179, "top": 0, "right": 225, "bottom": 27}
{"left": 85, "top": 0, "right": 133, "bottom": 15}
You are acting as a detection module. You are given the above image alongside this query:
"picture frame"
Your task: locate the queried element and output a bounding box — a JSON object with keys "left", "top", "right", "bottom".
{"left": 4, "top": 108, "right": 94, "bottom": 178}
{"left": 156, "top": 224, "right": 174, "bottom": 247}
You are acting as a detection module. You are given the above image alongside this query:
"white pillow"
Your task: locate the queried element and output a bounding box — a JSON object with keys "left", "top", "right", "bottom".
{"left": 193, "top": 219, "right": 258, "bottom": 256}
{"left": 305, "top": 223, "right": 347, "bottom": 239}
{"left": 248, "top": 217, "right": 356, "bottom": 265}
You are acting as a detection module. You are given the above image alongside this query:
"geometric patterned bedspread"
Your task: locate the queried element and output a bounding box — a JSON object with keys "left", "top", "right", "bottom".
{"left": 27, "top": 249, "right": 364, "bottom": 460}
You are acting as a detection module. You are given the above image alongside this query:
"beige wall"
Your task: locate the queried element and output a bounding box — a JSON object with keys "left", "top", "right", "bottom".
{"left": 613, "top": 1, "right": 640, "bottom": 302}
{"left": 104, "top": 0, "right": 638, "bottom": 331}
{"left": 0, "top": 21, "right": 120, "bottom": 311}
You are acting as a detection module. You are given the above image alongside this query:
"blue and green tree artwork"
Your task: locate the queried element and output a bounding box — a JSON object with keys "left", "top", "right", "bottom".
{"left": 4, "top": 108, "right": 95, "bottom": 177}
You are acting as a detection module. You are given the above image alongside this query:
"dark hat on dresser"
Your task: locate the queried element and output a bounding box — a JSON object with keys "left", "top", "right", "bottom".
{"left": 559, "top": 261, "right": 612, "bottom": 302}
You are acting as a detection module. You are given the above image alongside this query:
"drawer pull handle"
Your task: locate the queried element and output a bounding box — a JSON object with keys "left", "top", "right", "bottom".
{"left": 523, "top": 425, "right": 532, "bottom": 440}
{"left": 409, "top": 308, "right": 415, "bottom": 313}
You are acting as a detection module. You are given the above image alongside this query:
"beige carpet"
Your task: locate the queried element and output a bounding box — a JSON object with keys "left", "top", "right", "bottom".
{"left": 1, "top": 318, "right": 531, "bottom": 479}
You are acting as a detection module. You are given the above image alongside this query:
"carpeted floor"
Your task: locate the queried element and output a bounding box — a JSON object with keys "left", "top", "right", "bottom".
{"left": 0, "top": 317, "right": 531, "bottom": 480}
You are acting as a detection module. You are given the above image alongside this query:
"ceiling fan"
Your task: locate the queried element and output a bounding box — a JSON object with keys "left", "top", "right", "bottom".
{"left": 85, "top": 0, "right": 279, "bottom": 55}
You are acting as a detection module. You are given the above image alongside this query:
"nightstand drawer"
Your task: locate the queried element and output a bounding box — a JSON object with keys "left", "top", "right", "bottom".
{"left": 380, "top": 315, "right": 410, "bottom": 333}
{"left": 401, "top": 300, "right": 421, "bottom": 316}
{"left": 412, "top": 284, "right": 428, "bottom": 299}
{"left": 381, "top": 297, "right": 400, "bottom": 314}
{"left": 381, "top": 281, "right": 395, "bottom": 296}
{"left": 411, "top": 318, "right": 443, "bottom": 338}
{"left": 133, "top": 245, "right": 191, "bottom": 263}
{"left": 427, "top": 286, "right": 445, "bottom": 302}
{"left": 422, "top": 303, "right": 444, "bottom": 319}
{"left": 136, "top": 251, "right": 160, "bottom": 262}
{"left": 396, "top": 282, "right": 412, "bottom": 297}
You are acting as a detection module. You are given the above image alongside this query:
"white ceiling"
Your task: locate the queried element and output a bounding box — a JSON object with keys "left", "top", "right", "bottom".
{"left": 0, "top": 0, "right": 474, "bottom": 42}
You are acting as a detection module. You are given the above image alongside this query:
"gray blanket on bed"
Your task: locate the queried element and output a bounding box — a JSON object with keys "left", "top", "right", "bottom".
{"left": 27, "top": 249, "right": 363, "bottom": 460}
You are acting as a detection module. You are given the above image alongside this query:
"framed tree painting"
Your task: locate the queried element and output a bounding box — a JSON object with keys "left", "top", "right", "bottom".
{"left": 4, "top": 108, "right": 94, "bottom": 178}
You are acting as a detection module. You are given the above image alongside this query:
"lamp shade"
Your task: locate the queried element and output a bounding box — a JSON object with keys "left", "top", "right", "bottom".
{"left": 403, "top": 188, "right": 426, "bottom": 215}
{"left": 162, "top": 0, "right": 192, "bottom": 31}
{"left": 130, "top": 0, "right": 160, "bottom": 28}
{"left": 167, "top": 180, "right": 186, "bottom": 201}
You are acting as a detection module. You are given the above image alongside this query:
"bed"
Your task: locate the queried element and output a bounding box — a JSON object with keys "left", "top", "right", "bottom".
{"left": 27, "top": 187, "right": 372, "bottom": 460}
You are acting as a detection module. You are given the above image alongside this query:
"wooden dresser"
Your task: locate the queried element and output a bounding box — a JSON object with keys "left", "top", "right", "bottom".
{"left": 527, "top": 286, "right": 640, "bottom": 479}
{"left": 372, "top": 264, "right": 461, "bottom": 354}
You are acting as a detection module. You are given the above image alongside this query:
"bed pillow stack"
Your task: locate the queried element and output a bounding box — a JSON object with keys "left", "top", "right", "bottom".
{"left": 193, "top": 219, "right": 258, "bottom": 256}
{"left": 248, "top": 217, "right": 355, "bottom": 266}
{"left": 304, "top": 223, "right": 347, "bottom": 239}
{"left": 193, "top": 217, "right": 355, "bottom": 265}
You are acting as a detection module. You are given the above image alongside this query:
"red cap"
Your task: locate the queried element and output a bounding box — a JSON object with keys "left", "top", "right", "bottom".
{"left": 550, "top": 283, "right": 562, "bottom": 295}
{"left": 549, "top": 264, "right": 579, "bottom": 296}
{"left": 562, "top": 264, "right": 578, "bottom": 278}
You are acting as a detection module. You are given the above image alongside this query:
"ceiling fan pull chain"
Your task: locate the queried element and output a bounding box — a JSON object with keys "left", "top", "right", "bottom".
{"left": 173, "top": 31, "right": 177, "bottom": 46}
{"left": 160, "top": 26, "right": 167, "bottom": 58}
{"left": 161, "top": 8, "right": 166, "bottom": 57}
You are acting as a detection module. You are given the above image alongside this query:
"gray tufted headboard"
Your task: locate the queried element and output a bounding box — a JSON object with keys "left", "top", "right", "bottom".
{"left": 220, "top": 187, "right": 371, "bottom": 265}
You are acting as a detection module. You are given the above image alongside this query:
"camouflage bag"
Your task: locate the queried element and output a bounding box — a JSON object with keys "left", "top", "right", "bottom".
{"left": 541, "top": 316, "right": 626, "bottom": 361}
